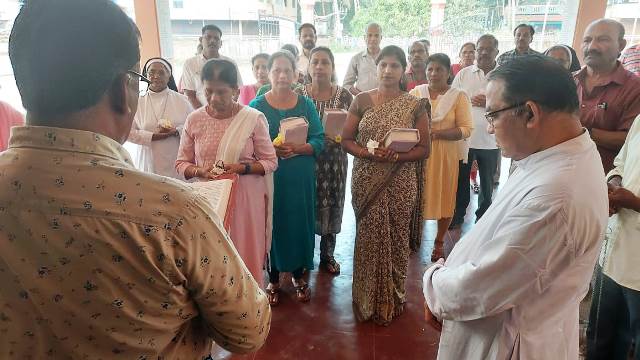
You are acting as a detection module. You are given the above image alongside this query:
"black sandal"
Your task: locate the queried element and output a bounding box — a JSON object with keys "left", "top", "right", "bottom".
{"left": 320, "top": 258, "right": 341, "bottom": 275}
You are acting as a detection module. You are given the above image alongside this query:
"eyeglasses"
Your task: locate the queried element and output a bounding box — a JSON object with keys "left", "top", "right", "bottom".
{"left": 127, "top": 70, "right": 151, "bottom": 96}
{"left": 484, "top": 102, "right": 526, "bottom": 126}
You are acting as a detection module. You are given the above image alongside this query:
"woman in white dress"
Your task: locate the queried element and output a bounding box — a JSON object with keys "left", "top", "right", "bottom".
{"left": 128, "top": 57, "right": 193, "bottom": 178}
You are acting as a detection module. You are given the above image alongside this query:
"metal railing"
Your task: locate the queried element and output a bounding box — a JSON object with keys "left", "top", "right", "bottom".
{"left": 516, "top": 4, "right": 562, "bottom": 15}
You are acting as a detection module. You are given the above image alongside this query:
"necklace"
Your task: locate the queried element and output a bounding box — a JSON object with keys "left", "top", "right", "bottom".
{"left": 147, "top": 90, "right": 169, "bottom": 123}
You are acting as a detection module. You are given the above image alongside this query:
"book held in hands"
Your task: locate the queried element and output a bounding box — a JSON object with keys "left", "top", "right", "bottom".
{"left": 322, "top": 109, "right": 348, "bottom": 141}
{"left": 189, "top": 174, "right": 238, "bottom": 232}
{"left": 382, "top": 128, "right": 420, "bottom": 153}
{"left": 279, "top": 117, "right": 308, "bottom": 145}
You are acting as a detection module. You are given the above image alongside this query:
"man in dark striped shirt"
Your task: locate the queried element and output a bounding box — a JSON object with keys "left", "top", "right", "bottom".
{"left": 496, "top": 23, "right": 540, "bottom": 66}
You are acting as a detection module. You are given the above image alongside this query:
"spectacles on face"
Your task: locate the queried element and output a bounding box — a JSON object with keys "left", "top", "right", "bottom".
{"left": 484, "top": 102, "right": 526, "bottom": 126}
{"left": 127, "top": 70, "right": 151, "bottom": 96}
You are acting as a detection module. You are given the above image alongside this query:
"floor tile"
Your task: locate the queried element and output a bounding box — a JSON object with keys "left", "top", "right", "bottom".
{"left": 211, "top": 156, "right": 507, "bottom": 359}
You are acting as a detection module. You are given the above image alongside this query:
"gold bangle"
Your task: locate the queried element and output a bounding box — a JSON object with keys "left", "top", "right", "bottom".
{"left": 394, "top": 153, "right": 399, "bottom": 162}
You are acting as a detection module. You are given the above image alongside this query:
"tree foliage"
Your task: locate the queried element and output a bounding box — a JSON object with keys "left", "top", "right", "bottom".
{"left": 344, "top": 0, "right": 564, "bottom": 37}
{"left": 348, "top": 0, "right": 431, "bottom": 37}
{"left": 443, "top": 0, "right": 503, "bottom": 35}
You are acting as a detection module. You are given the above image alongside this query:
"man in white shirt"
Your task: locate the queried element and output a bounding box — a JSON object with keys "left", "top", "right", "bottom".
{"left": 451, "top": 34, "right": 500, "bottom": 228}
{"left": 297, "top": 23, "right": 316, "bottom": 81}
{"left": 586, "top": 113, "right": 640, "bottom": 360}
{"left": 423, "top": 56, "right": 609, "bottom": 359}
{"left": 343, "top": 23, "right": 382, "bottom": 95}
{"left": 180, "top": 25, "right": 242, "bottom": 109}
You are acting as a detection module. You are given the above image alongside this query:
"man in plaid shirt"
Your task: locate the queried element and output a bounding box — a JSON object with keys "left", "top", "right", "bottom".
{"left": 497, "top": 23, "right": 541, "bottom": 66}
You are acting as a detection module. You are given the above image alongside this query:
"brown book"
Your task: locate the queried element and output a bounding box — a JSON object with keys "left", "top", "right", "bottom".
{"left": 322, "top": 109, "right": 348, "bottom": 140}
{"left": 382, "top": 128, "right": 420, "bottom": 153}
{"left": 279, "top": 117, "right": 308, "bottom": 145}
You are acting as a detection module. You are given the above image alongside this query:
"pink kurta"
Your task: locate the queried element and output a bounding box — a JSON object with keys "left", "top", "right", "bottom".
{"left": 238, "top": 84, "right": 259, "bottom": 106}
{"left": 0, "top": 101, "right": 24, "bottom": 151}
{"left": 175, "top": 106, "right": 278, "bottom": 281}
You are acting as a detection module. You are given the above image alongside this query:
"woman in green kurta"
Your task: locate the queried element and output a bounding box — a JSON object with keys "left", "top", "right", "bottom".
{"left": 249, "top": 50, "right": 324, "bottom": 305}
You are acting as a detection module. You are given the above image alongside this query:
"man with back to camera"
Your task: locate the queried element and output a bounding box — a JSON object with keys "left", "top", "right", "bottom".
{"left": 0, "top": 0, "right": 270, "bottom": 358}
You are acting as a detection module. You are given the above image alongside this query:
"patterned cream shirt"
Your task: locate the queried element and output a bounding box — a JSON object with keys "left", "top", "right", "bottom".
{"left": 0, "top": 126, "right": 270, "bottom": 359}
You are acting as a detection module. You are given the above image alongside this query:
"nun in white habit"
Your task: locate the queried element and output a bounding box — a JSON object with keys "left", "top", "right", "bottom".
{"left": 128, "top": 57, "right": 193, "bottom": 178}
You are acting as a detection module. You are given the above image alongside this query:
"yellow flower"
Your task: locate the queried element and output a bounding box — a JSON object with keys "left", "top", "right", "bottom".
{"left": 273, "top": 134, "right": 284, "bottom": 146}
{"left": 159, "top": 119, "right": 173, "bottom": 129}
{"left": 334, "top": 135, "right": 342, "bottom": 143}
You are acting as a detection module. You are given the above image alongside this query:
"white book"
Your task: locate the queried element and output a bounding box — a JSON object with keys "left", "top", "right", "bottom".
{"left": 279, "top": 117, "right": 308, "bottom": 145}
{"left": 382, "top": 128, "right": 420, "bottom": 153}
{"left": 322, "top": 109, "right": 347, "bottom": 140}
{"left": 190, "top": 179, "right": 234, "bottom": 223}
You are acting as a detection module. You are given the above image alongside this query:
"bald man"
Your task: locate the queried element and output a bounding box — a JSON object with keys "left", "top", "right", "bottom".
{"left": 343, "top": 23, "right": 382, "bottom": 95}
{"left": 574, "top": 18, "right": 640, "bottom": 174}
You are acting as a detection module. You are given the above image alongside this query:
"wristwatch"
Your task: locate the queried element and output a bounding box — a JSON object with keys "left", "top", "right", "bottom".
{"left": 243, "top": 163, "right": 251, "bottom": 175}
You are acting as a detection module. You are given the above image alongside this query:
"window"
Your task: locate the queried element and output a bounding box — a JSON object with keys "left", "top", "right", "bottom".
{"left": 606, "top": 0, "right": 640, "bottom": 44}
{"left": 173, "top": 0, "right": 183, "bottom": 9}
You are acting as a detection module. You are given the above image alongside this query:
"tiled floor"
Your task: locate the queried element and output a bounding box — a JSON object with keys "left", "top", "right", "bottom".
{"left": 211, "top": 157, "right": 508, "bottom": 360}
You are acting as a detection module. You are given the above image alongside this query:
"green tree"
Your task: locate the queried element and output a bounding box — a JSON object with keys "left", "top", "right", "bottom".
{"left": 443, "top": 0, "right": 504, "bottom": 35}
{"left": 348, "top": 0, "right": 431, "bottom": 37}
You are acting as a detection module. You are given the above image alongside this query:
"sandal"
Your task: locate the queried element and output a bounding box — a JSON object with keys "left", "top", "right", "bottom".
{"left": 294, "top": 282, "right": 311, "bottom": 302}
{"left": 265, "top": 284, "right": 280, "bottom": 306}
{"left": 320, "top": 258, "right": 341, "bottom": 275}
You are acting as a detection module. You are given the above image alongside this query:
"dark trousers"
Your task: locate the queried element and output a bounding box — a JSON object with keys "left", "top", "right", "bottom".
{"left": 452, "top": 148, "right": 500, "bottom": 224}
{"left": 268, "top": 266, "right": 304, "bottom": 284}
{"left": 587, "top": 267, "right": 640, "bottom": 360}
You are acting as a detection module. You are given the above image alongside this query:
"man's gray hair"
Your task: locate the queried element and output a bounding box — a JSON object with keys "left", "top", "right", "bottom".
{"left": 408, "top": 40, "right": 426, "bottom": 54}
{"left": 366, "top": 22, "right": 382, "bottom": 34}
{"left": 589, "top": 18, "right": 626, "bottom": 41}
{"left": 477, "top": 34, "right": 499, "bottom": 49}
